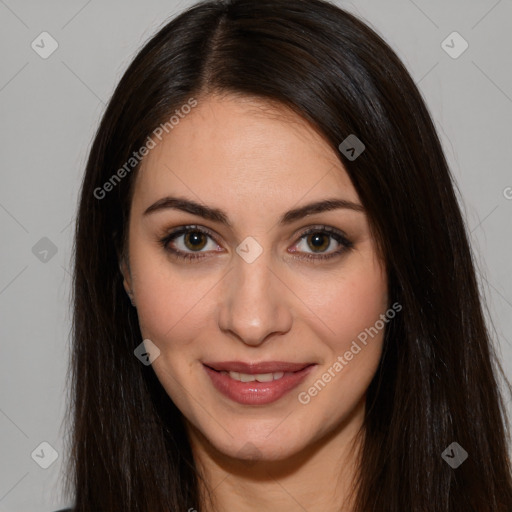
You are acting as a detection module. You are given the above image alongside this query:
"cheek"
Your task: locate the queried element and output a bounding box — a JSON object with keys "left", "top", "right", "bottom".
{"left": 131, "top": 240, "right": 387, "bottom": 344}
{"left": 295, "top": 262, "right": 388, "bottom": 417}
{"left": 129, "top": 243, "right": 219, "bottom": 349}
{"left": 293, "top": 250, "right": 388, "bottom": 402}
{"left": 296, "top": 254, "right": 388, "bottom": 350}
{"left": 135, "top": 272, "right": 205, "bottom": 345}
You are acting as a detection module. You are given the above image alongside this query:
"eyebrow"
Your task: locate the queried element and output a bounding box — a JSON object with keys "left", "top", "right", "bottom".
{"left": 143, "top": 195, "right": 364, "bottom": 227}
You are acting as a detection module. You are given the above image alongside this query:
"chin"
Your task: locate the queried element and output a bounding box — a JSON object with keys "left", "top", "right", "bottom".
{"left": 198, "top": 419, "right": 316, "bottom": 463}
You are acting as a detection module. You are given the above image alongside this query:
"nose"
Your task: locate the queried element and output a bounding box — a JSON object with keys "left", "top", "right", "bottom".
{"left": 217, "top": 247, "right": 293, "bottom": 347}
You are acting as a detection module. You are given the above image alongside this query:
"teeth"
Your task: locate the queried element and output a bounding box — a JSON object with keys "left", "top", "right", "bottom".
{"left": 220, "top": 370, "right": 287, "bottom": 382}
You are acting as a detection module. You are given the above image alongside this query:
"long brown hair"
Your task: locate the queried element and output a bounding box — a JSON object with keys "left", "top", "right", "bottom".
{"left": 64, "top": 0, "right": 512, "bottom": 510}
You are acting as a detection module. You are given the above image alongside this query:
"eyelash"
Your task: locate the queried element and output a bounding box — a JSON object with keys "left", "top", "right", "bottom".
{"left": 158, "top": 225, "right": 353, "bottom": 263}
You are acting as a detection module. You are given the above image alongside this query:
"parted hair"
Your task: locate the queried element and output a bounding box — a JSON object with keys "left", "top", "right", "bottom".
{"left": 64, "top": 1, "right": 512, "bottom": 510}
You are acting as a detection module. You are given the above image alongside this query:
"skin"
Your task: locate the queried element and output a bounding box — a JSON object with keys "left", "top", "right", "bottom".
{"left": 120, "top": 94, "right": 389, "bottom": 512}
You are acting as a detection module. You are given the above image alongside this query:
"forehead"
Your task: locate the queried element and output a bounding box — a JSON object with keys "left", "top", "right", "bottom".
{"left": 132, "top": 94, "right": 359, "bottom": 213}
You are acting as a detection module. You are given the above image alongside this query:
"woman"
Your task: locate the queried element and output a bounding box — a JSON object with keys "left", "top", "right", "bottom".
{"left": 61, "top": 0, "right": 512, "bottom": 510}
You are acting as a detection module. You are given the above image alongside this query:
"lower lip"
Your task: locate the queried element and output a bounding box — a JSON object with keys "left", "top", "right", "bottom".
{"left": 203, "top": 364, "right": 316, "bottom": 405}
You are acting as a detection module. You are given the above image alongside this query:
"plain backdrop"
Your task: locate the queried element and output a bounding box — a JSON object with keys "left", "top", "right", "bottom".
{"left": 0, "top": 0, "right": 511, "bottom": 510}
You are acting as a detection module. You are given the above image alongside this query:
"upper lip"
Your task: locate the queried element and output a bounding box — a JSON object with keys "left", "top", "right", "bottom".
{"left": 203, "top": 361, "right": 314, "bottom": 374}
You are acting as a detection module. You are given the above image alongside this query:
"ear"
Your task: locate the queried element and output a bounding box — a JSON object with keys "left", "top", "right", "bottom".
{"left": 118, "top": 253, "right": 134, "bottom": 300}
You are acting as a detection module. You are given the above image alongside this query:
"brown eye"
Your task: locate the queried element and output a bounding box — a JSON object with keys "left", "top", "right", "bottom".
{"left": 159, "top": 225, "right": 221, "bottom": 262}
{"left": 306, "top": 232, "right": 330, "bottom": 253}
{"left": 291, "top": 225, "right": 354, "bottom": 262}
{"left": 159, "top": 224, "right": 352, "bottom": 264}
{"left": 183, "top": 231, "right": 208, "bottom": 251}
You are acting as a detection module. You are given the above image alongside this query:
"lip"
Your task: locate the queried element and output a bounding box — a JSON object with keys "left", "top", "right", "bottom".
{"left": 203, "top": 361, "right": 312, "bottom": 374}
{"left": 203, "top": 362, "right": 316, "bottom": 405}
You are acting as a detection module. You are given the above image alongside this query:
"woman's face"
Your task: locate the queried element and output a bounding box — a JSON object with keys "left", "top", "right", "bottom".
{"left": 121, "top": 94, "right": 388, "bottom": 461}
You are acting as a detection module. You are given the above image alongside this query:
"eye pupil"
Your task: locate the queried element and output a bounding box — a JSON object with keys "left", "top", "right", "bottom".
{"left": 185, "top": 231, "right": 207, "bottom": 251}
{"left": 308, "top": 233, "right": 329, "bottom": 252}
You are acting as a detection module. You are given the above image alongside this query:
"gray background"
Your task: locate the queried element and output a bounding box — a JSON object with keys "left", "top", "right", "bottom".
{"left": 0, "top": 0, "right": 511, "bottom": 510}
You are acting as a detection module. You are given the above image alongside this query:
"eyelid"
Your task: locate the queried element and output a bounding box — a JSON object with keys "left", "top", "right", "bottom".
{"left": 159, "top": 224, "right": 220, "bottom": 244}
{"left": 159, "top": 223, "right": 353, "bottom": 261}
{"left": 160, "top": 224, "right": 350, "bottom": 244}
{"left": 288, "top": 224, "right": 353, "bottom": 261}
{"left": 294, "top": 224, "right": 352, "bottom": 244}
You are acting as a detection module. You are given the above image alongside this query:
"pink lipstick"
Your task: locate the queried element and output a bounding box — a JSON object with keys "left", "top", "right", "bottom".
{"left": 203, "top": 361, "right": 316, "bottom": 405}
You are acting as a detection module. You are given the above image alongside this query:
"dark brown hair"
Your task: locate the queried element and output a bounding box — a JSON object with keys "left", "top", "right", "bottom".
{"left": 64, "top": 0, "right": 512, "bottom": 510}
